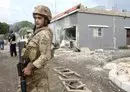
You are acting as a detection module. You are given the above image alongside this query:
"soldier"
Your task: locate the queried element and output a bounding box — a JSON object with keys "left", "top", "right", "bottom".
{"left": 17, "top": 5, "right": 53, "bottom": 92}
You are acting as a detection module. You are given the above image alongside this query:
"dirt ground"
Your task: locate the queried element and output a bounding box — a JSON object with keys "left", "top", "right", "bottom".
{"left": 0, "top": 45, "right": 129, "bottom": 92}
{"left": 52, "top": 48, "right": 127, "bottom": 92}
{"left": 0, "top": 50, "right": 18, "bottom": 92}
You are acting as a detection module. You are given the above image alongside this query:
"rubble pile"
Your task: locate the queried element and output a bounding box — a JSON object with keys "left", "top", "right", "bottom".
{"left": 54, "top": 48, "right": 115, "bottom": 66}
{"left": 53, "top": 47, "right": 130, "bottom": 92}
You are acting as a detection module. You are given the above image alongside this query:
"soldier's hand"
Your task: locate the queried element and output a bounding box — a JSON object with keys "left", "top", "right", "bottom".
{"left": 23, "top": 66, "right": 32, "bottom": 76}
{"left": 23, "top": 63, "right": 35, "bottom": 76}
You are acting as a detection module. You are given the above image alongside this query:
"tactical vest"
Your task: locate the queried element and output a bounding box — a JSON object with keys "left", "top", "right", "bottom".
{"left": 21, "top": 27, "right": 52, "bottom": 62}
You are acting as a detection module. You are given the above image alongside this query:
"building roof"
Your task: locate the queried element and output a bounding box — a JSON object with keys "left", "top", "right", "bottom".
{"left": 51, "top": 4, "right": 130, "bottom": 22}
{"left": 79, "top": 7, "right": 130, "bottom": 17}
{"left": 51, "top": 4, "right": 80, "bottom": 22}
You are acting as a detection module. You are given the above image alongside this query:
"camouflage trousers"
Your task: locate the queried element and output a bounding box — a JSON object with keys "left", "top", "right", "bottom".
{"left": 17, "top": 68, "right": 49, "bottom": 92}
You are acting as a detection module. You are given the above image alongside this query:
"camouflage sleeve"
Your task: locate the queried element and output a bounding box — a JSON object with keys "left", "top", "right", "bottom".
{"left": 33, "top": 33, "right": 51, "bottom": 68}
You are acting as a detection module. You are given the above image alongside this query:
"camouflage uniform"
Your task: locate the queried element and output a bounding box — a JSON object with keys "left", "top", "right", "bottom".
{"left": 17, "top": 27, "right": 53, "bottom": 92}
{"left": 17, "top": 5, "right": 53, "bottom": 92}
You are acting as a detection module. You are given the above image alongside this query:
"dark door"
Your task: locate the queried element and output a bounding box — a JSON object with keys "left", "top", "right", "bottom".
{"left": 126, "top": 29, "right": 130, "bottom": 45}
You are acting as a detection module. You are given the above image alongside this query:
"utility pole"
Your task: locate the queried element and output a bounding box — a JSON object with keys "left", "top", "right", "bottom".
{"left": 54, "top": 0, "right": 57, "bottom": 15}
{"left": 113, "top": 0, "right": 116, "bottom": 49}
{"left": 54, "top": 0, "right": 57, "bottom": 45}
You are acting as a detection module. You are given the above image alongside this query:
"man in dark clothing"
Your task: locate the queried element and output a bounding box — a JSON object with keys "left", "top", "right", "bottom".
{"left": 0, "top": 34, "right": 4, "bottom": 50}
{"left": 8, "top": 31, "right": 17, "bottom": 57}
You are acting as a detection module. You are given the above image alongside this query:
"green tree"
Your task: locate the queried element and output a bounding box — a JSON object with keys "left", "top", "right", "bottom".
{"left": 19, "top": 27, "right": 33, "bottom": 37}
{"left": 12, "top": 21, "right": 34, "bottom": 32}
{"left": 0, "top": 22, "right": 9, "bottom": 34}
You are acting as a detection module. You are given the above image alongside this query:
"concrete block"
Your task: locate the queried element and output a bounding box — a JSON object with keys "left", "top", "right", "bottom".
{"left": 117, "top": 75, "right": 130, "bottom": 82}
{"left": 109, "top": 69, "right": 130, "bottom": 92}
{"left": 114, "top": 76, "right": 122, "bottom": 87}
{"left": 121, "top": 81, "right": 130, "bottom": 92}
{"left": 109, "top": 75, "right": 115, "bottom": 82}
{"left": 109, "top": 69, "right": 117, "bottom": 82}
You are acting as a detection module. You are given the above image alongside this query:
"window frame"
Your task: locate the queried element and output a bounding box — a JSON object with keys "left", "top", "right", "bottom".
{"left": 88, "top": 25, "right": 109, "bottom": 38}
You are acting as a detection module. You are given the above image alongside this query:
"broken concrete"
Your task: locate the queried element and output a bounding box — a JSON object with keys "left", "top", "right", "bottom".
{"left": 105, "top": 57, "right": 130, "bottom": 92}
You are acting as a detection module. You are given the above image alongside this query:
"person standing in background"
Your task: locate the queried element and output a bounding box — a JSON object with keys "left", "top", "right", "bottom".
{"left": 0, "top": 34, "right": 4, "bottom": 50}
{"left": 8, "top": 30, "right": 17, "bottom": 57}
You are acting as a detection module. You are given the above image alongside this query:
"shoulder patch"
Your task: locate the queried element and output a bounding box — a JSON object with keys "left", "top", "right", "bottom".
{"left": 41, "top": 39, "right": 47, "bottom": 45}
{"left": 41, "top": 36, "right": 48, "bottom": 45}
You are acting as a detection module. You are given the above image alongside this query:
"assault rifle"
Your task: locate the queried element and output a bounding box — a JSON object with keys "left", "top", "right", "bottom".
{"left": 17, "top": 41, "right": 28, "bottom": 92}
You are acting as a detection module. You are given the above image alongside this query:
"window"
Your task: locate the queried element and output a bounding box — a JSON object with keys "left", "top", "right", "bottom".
{"left": 98, "top": 28, "right": 102, "bottom": 36}
{"left": 93, "top": 27, "right": 103, "bottom": 37}
{"left": 64, "top": 26, "right": 76, "bottom": 40}
{"left": 88, "top": 25, "right": 109, "bottom": 37}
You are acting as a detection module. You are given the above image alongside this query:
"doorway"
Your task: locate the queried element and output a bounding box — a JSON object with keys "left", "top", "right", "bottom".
{"left": 64, "top": 26, "right": 76, "bottom": 40}
{"left": 126, "top": 28, "right": 130, "bottom": 45}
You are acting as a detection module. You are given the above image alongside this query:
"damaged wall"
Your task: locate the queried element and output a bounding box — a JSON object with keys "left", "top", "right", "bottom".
{"left": 50, "top": 13, "right": 78, "bottom": 45}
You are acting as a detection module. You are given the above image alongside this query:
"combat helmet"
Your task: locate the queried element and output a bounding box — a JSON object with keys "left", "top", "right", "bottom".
{"left": 33, "top": 5, "right": 52, "bottom": 21}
